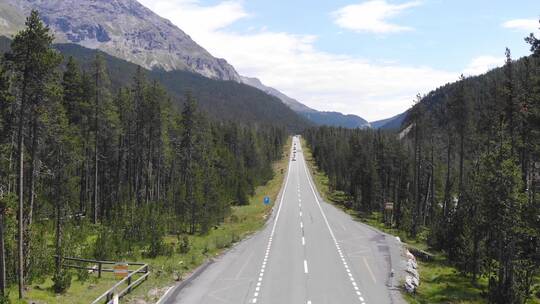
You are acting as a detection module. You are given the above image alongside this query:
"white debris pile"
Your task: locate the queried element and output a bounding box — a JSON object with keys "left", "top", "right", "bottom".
{"left": 404, "top": 249, "right": 420, "bottom": 293}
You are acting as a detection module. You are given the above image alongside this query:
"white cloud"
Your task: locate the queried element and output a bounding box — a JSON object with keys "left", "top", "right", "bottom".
{"left": 138, "top": 0, "right": 459, "bottom": 121}
{"left": 146, "top": 0, "right": 249, "bottom": 33}
{"left": 332, "top": 0, "right": 421, "bottom": 34}
{"left": 502, "top": 18, "right": 539, "bottom": 33}
{"left": 463, "top": 56, "right": 504, "bottom": 76}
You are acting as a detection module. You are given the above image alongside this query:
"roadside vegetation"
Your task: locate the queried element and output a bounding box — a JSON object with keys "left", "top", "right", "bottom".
{"left": 4, "top": 138, "right": 289, "bottom": 303}
{"left": 302, "top": 125, "right": 540, "bottom": 304}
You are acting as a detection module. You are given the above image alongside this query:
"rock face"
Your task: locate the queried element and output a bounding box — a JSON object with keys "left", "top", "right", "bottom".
{"left": 0, "top": 0, "right": 241, "bottom": 81}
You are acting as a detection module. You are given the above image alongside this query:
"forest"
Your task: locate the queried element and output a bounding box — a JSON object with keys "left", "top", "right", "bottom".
{"left": 0, "top": 11, "right": 287, "bottom": 299}
{"left": 304, "top": 25, "right": 540, "bottom": 303}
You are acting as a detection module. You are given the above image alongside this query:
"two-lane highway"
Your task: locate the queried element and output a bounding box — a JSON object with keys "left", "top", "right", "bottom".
{"left": 163, "top": 136, "right": 405, "bottom": 304}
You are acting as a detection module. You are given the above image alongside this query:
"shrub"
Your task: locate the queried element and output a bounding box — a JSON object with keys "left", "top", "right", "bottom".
{"left": 94, "top": 227, "right": 115, "bottom": 260}
{"left": 178, "top": 235, "right": 190, "bottom": 254}
{"left": 76, "top": 263, "right": 90, "bottom": 282}
{"left": 52, "top": 270, "right": 72, "bottom": 294}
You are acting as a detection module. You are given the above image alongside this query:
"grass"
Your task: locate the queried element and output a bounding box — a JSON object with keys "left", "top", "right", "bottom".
{"left": 403, "top": 256, "right": 487, "bottom": 304}
{"left": 301, "top": 138, "right": 540, "bottom": 304}
{"left": 10, "top": 138, "right": 292, "bottom": 304}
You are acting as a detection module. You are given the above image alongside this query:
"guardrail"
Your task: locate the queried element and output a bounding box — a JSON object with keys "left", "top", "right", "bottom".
{"left": 57, "top": 256, "right": 150, "bottom": 303}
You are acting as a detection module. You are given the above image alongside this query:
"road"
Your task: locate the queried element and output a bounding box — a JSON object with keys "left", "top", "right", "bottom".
{"left": 162, "top": 136, "right": 405, "bottom": 304}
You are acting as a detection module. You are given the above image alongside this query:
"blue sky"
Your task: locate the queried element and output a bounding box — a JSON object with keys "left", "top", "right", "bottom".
{"left": 139, "top": 0, "right": 540, "bottom": 121}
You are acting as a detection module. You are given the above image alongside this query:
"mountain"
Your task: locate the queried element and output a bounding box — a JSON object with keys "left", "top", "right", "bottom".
{"left": 301, "top": 111, "right": 370, "bottom": 129}
{"left": 0, "top": 0, "right": 370, "bottom": 129}
{"left": 241, "top": 76, "right": 370, "bottom": 129}
{"left": 241, "top": 76, "right": 314, "bottom": 113}
{"left": 370, "top": 112, "right": 407, "bottom": 130}
{"left": 0, "top": 0, "right": 241, "bottom": 81}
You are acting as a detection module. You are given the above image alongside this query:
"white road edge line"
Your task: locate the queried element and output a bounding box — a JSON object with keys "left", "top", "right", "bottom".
{"left": 251, "top": 142, "right": 294, "bottom": 304}
{"left": 156, "top": 286, "right": 174, "bottom": 304}
{"left": 304, "top": 259, "right": 309, "bottom": 273}
{"left": 300, "top": 143, "right": 367, "bottom": 304}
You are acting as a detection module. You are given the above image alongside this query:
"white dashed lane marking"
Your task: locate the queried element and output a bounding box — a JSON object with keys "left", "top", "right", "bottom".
{"left": 250, "top": 149, "right": 293, "bottom": 304}
{"left": 300, "top": 145, "right": 367, "bottom": 304}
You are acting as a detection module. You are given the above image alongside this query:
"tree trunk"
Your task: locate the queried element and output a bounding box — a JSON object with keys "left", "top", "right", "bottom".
{"left": 54, "top": 185, "right": 63, "bottom": 276}
{"left": 443, "top": 134, "right": 452, "bottom": 218}
{"left": 17, "top": 137, "right": 24, "bottom": 299}
{"left": 458, "top": 131, "right": 464, "bottom": 205}
{"left": 0, "top": 208, "right": 6, "bottom": 296}
{"left": 7, "top": 132, "right": 15, "bottom": 194}
{"left": 93, "top": 65, "right": 99, "bottom": 225}
{"left": 16, "top": 81, "right": 27, "bottom": 300}
{"left": 27, "top": 116, "right": 38, "bottom": 227}
{"left": 94, "top": 131, "right": 98, "bottom": 224}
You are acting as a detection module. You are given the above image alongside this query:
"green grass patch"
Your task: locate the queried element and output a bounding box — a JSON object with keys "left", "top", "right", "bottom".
{"left": 12, "top": 138, "right": 292, "bottom": 304}
{"left": 404, "top": 256, "right": 487, "bottom": 304}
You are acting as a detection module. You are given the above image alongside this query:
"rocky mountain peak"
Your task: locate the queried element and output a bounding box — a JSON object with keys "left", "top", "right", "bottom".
{"left": 0, "top": 0, "right": 241, "bottom": 81}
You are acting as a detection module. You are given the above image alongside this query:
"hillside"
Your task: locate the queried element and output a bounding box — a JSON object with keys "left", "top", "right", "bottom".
{"left": 301, "top": 111, "right": 370, "bottom": 129}
{"left": 370, "top": 112, "right": 407, "bottom": 130}
{"left": 0, "top": 36, "right": 311, "bottom": 131}
{"left": 376, "top": 56, "right": 531, "bottom": 132}
{"left": 241, "top": 76, "right": 370, "bottom": 129}
{"left": 401, "top": 56, "right": 529, "bottom": 130}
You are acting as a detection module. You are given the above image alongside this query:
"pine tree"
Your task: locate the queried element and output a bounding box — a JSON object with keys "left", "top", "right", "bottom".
{"left": 180, "top": 92, "right": 199, "bottom": 234}
{"left": 5, "top": 10, "right": 61, "bottom": 298}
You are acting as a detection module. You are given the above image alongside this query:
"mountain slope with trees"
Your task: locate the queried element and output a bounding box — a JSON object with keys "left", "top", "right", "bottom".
{"left": 0, "top": 36, "right": 310, "bottom": 132}
{"left": 370, "top": 112, "right": 407, "bottom": 130}
{"left": 304, "top": 25, "right": 540, "bottom": 303}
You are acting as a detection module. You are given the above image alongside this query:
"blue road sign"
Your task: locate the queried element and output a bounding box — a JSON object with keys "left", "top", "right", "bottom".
{"left": 264, "top": 196, "right": 270, "bottom": 205}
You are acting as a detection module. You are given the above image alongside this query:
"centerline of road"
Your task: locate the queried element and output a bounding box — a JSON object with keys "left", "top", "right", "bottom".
{"left": 251, "top": 139, "right": 368, "bottom": 304}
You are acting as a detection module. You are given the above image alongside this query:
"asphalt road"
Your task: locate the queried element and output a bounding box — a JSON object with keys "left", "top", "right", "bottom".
{"left": 163, "top": 136, "right": 406, "bottom": 304}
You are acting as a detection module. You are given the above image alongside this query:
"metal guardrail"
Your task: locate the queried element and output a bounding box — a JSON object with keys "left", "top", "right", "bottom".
{"left": 56, "top": 256, "right": 150, "bottom": 303}
{"left": 91, "top": 263, "right": 150, "bottom": 304}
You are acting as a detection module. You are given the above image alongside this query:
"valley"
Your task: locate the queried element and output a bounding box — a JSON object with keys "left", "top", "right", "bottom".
{"left": 0, "top": 1, "right": 539, "bottom": 304}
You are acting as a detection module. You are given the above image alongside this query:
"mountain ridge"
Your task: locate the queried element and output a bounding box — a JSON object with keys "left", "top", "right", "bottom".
{"left": 0, "top": 0, "right": 241, "bottom": 81}
{"left": 241, "top": 76, "right": 370, "bottom": 129}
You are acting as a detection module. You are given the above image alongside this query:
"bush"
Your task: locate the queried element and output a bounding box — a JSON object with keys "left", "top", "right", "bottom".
{"left": 231, "top": 232, "right": 240, "bottom": 243}
{"left": 94, "top": 227, "right": 116, "bottom": 260}
{"left": 0, "top": 293, "right": 10, "bottom": 304}
{"left": 76, "top": 263, "right": 90, "bottom": 282}
{"left": 146, "top": 235, "right": 165, "bottom": 258}
{"left": 178, "top": 235, "right": 190, "bottom": 254}
{"left": 52, "top": 270, "right": 72, "bottom": 294}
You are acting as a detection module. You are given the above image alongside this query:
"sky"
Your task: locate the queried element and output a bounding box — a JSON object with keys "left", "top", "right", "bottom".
{"left": 138, "top": 0, "right": 540, "bottom": 121}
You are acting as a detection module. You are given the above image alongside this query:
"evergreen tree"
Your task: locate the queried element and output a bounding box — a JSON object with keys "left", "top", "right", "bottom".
{"left": 5, "top": 10, "right": 61, "bottom": 298}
